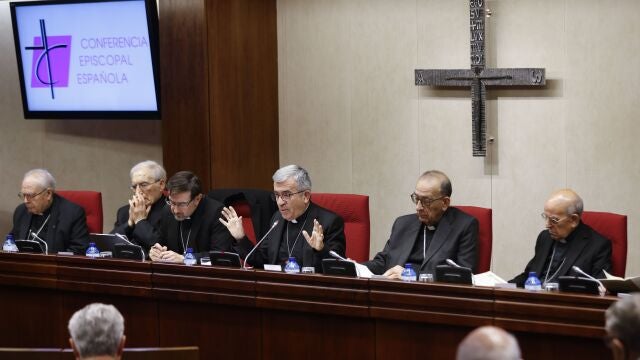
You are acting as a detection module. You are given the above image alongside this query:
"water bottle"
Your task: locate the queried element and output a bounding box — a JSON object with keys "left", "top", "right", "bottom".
{"left": 401, "top": 263, "right": 417, "bottom": 282}
{"left": 284, "top": 257, "right": 300, "bottom": 273}
{"left": 183, "top": 248, "right": 197, "bottom": 266}
{"left": 3, "top": 234, "right": 18, "bottom": 253}
{"left": 524, "top": 271, "right": 542, "bottom": 291}
{"left": 85, "top": 242, "right": 100, "bottom": 258}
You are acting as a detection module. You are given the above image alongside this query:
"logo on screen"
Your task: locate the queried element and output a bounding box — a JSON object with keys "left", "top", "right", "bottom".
{"left": 25, "top": 19, "right": 71, "bottom": 99}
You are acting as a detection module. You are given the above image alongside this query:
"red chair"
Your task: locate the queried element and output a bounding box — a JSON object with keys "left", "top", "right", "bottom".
{"left": 455, "top": 206, "right": 492, "bottom": 273}
{"left": 311, "top": 193, "right": 370, "bottom": 262}
{"left": 581, "top": 211, "right": 627, "bottom": 277}
{"left": 230, "top": 201, "right": 257, "bottom": 244}
{"left": 57, "top": 190, "right": 103, "bottom": 234}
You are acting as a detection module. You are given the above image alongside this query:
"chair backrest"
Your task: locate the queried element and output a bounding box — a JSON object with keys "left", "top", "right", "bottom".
{"left": 0, "top": 347, "right": 199, "bottom": 360}
{"left": 454, "top": 206, "right": 492, "bottom": 273}
{"left": 120, "top": 346, "right": 199, "bottom": 360}
{"left": 231, "top": 200, "right": 257, "bottom": 243}
{"left": 0, "top": 348, "right": 67, "bottom": 360}
{"left": 311, "top": 193, "right": 370, "bottom": 262}
{"left": 208, "top": 189, "right": 277, "bottom": 244}
{"left": 57, "top": 190, "right": 103, "bottom": 234}
{"left": 581, "top": 211, "right": 627, "bottom": 277}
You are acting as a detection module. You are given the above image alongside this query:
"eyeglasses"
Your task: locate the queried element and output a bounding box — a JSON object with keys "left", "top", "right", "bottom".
{"left": 166, "top": 198, "right": 194, "bottom": 208}
{"left": 410, "top": 193, "right": 445, "bottom": 207}
{"left": 18, "top": 188, "right": 49, "bottom": 201}
{"left": 271, "top": 190, "right": 306, "bottom": 202}
{"left": 541, "top": 213, "right": 573, "bottom": 225}
{"left": 130, "top": 179, "right": 161, "bottom": 191}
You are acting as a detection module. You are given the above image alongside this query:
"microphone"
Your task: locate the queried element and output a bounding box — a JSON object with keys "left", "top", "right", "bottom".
{"left": 243, "top": 220, "right": 279, "bottom": 270}
{"left": 571, "top": 265, "right": 606, "bottom": 293}
{"left": 446, "top": 258, "right": 461, "bottom": 268}
{"left": 329, "top": 250, "right": 351, "bottom": 262}
{"left": 29, "top": 230, "right": 49, "bottom": 255}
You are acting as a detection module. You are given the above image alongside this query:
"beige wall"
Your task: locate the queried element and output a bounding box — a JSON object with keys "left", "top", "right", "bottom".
{"left": 277, "top": 0, "right": 640, "bottom": 278}
{"left": 0, "top": 2, "right": 162, "bottom": 235}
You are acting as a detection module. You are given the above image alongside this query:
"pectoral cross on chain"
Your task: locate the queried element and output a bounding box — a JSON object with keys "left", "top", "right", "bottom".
{"left": 415, "top": 0, "right": 545, "bottom": 156}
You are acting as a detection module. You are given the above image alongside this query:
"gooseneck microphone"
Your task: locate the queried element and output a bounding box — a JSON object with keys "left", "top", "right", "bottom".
{"left": 571, "top": 265, "right": 606, "bottom": 290}
{"left": 329, "top": 250, "right": 351, "bottom": 262}
{"left": 243, "top": 220, "right": 279, "bottom": 270}
{"left": 28, "top": 230, "right": 49, "bottom": 255}
{"left": 446, "top": 258, "right": 461, "bottom": 268}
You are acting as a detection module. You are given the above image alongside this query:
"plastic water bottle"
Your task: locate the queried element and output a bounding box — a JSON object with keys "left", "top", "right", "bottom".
{"left": 85, "top": 242, "right": 100, "bottom": 258}
{"left": 284, "top": 257, "right": 300, "bottom": 273}
{"left": 183, "top": 248, "right": 197, "bottom": 266}
{"left": 3, "top": 234, "right": 18, "bottom": 253}
{"left": 524, "top": 271, "right": 542, "bottom": 291}
{"left": 401, "top": 263, "right": 417, "bottom": 282}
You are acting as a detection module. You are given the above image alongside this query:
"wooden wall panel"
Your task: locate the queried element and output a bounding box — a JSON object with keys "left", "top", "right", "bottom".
{"left": 208, "top": 0, "right": 279, "bottom": 189}
{"left": 160, "top": 0, "right": 211, "bottom": 187}
{"left": 161, "top": 0, "right": 279, "bottom": 191}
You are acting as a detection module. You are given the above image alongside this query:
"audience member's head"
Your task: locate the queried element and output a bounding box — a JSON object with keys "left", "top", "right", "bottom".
{"left": 166, "top": 171, "right": 203, "bottom": 221}
{"left": 605, "top": 294, "right": 640, "bottom": 360}
{"left": 19, "top": 168, "right": 56, "bottom": 215}
{"left": 272, "top": 164, "right": 312, "bottom": 221}
{"left": 542, "top": 189, "right": 583, "bottom": 241}
{"left": 129, "top": 160, "right": 166, "bottom": 205}
{"left": 456, "top": 326, "right": 521, "bottom": 360}
{"left": 411, "top": 170, "right": 452, "bottom": 226}
{"left": 68, "top": 303, "right": 126, "bottom": 360}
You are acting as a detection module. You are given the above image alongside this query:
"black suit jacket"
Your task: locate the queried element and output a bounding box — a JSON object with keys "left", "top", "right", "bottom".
{"left": 240, "top": 202, "right": 346, "bottom": 273}
{"left": 509, "top": 222, "right": 612, "bottom": 287}
{"left": 160, "top": 196, "right": 234, "bottom": 259}
{"left": 110, "top": 195, "right": 168, "bottom": 250}
{"left": 11, "top": 194, "right": 89, "bottom": 255}
{"left": 364, "top": 207, "right": 478, "bottom": 275}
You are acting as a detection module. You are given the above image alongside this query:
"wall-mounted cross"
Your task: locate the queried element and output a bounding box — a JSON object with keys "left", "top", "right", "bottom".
{"left": 415, "top": 0, "right": 545, "bottom": 156}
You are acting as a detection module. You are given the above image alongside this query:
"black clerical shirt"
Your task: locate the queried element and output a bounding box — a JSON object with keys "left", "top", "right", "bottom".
{"left": 276, "top": 208, "right": 310, "bottom": 265}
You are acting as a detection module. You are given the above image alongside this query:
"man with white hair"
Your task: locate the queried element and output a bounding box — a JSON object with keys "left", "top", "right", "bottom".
{"left": 68, "top": 303, "right": 126, "bottom": 360}
{"left": 456, "top": 326, "right": 521, "bottom": 360}
{"left": 605, "top": 294, "right": 640, "bottom": 360}
{"left": 11, "top": 168, "right": 88, "bottom": 254}
{"left": 111, "top": 160, "right": 168, "bottom": 250}
{"left": 509, "top": 189, "right": 611, "bottom": 287}
{"left": 220, "top": 164, "right": 346, "bottom": 272}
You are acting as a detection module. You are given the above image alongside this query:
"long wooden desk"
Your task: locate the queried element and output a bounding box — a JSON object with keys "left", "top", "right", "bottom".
{"left": 0, "top": 253, "right": 615, "bottom": 359}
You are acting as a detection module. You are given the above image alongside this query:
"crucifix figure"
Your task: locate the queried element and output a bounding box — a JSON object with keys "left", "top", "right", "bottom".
{"left": 415, "top": 0, "right": 545, "bottom": 156}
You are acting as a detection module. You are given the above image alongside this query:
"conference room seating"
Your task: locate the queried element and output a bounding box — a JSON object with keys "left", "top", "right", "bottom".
{"left": 581, "top": 211, "right": 628, "bottom": 277}
{"left": 311, "top": 193, "right": 370, "bottom": 262}
{"left": 0, "top": 347, "right": 199, "bottom": 360}
{"left": 455, "top": 206, "right": 492, "bottom": 273}
{"left": 56, "top": 190, "right": 103, "bottom": 234}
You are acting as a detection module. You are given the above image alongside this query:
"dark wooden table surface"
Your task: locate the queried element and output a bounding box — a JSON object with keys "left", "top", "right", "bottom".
{"left": 0, "top": 253, "right": 615, "bottom": 359}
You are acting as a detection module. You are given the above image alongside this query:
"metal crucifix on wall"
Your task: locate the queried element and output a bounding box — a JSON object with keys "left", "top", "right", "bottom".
{"left": 415, "top": 0, "right": 546, "bottom": 157}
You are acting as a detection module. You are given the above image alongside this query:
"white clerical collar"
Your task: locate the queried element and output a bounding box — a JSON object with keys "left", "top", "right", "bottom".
{"left": 427, "top": 225, "right": 436, "bottom": 231}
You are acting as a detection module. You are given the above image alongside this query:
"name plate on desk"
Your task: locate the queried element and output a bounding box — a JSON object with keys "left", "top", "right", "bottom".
{"left": 264, "top": 264, "right": 282, "bottom": 272}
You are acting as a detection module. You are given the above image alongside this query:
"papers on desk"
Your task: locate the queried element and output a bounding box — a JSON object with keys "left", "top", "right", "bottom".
{"left": 355, "top": 263, "right": 374, "bottom": 278}
{"left": 600, "top": 270, "right": 640, "bottom": 293}
{"left": 473, "top": 271, "right": 508, "bottom": 287}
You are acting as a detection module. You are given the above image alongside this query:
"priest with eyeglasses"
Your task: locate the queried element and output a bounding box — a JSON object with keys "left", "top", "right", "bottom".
{"left": 363, "top": 170, "right": 478, "bottom": 279}
{"left": 11, "top": 168, "right": 89, "bottom": 254}
{"left": 509, "top": 189, "right": 611, "bottom": 287}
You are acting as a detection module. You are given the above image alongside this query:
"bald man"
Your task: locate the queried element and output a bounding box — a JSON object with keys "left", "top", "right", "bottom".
{"left": 510, "top": 189, "right": 611, "bottom": 287}
{"left": 456, "top": 326, "right": 521, "bottom": 360}
{"left": 605, "top": 294, "right": 640, "bottom": 360}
